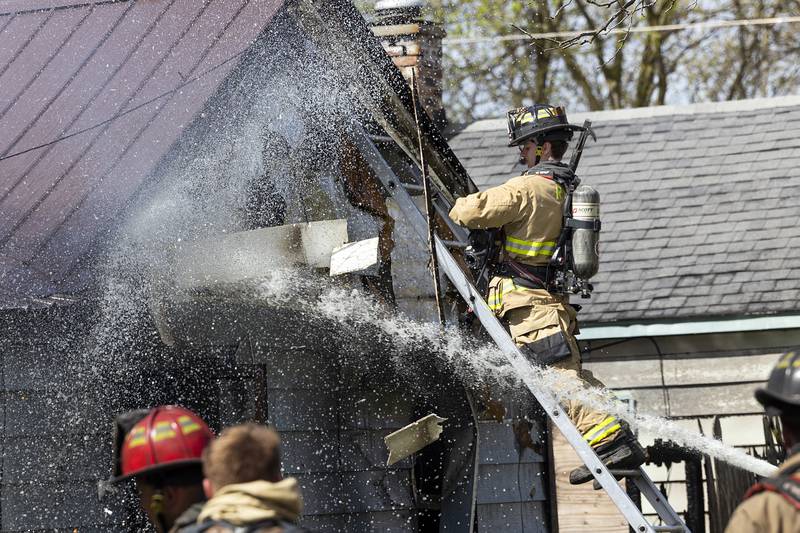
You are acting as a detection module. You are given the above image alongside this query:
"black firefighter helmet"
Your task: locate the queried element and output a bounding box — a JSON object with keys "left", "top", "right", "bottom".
{"left": 755, "top": 350, "right": 800, "bottom": 416}
{"left": 507, "top": 104, "right": 585, "bottom": 147}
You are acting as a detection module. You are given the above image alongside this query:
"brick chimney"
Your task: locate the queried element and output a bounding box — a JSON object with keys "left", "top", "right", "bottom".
{"left": 372, "top": 0, "right": 447, "bottom": 130}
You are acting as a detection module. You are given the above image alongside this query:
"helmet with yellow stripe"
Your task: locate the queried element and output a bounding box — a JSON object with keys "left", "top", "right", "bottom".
{"left": 506, "top": 104, "right": 585, "bottom": 147}
{"left": 111, "top": 405, "right": 214, "bottom": 482}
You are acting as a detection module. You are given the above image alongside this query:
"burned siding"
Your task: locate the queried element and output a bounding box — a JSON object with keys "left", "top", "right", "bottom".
{"left": 0, "top": 303, "right": 235, "bottom": 531}
{"left": 240, "top": 343, "right": 419, "bottom": 530}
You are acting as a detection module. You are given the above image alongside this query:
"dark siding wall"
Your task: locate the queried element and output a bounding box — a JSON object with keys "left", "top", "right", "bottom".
{"left": 0, "top": 302, "right": 427, "bottom": 532}
{"left": 476, "top": 418, "right": 549, "bottom": 532}
{"left": 0, "top": 306, "right": 124, "bottom": 531}
{"left": 241, "top": 343, "right": 418, "bottom": 532}
{"left": 0, "top": 305, "right": 229, "bottom": 532}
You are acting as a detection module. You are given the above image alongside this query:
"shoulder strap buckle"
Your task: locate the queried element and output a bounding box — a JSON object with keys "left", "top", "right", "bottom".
{"left": 565, "top": 218, "right": 601, "bottom": 231}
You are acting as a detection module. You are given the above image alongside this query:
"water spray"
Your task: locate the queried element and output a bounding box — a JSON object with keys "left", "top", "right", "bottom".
{"left": 258, "top": 271, "right": 777, "bottom": 478}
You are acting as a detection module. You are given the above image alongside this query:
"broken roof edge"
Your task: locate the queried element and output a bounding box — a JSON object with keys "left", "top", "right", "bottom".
{"left": 461, "top": 93, "right": 800, "bottom": 133}
{"left": 296, "top": 0, "right": 477, "bottom": 200}
{"left": 0, "top": 0, "right": 126, "bottom": 16}
{"left": 578, "top": 313, "right": 800, "bottom": 340}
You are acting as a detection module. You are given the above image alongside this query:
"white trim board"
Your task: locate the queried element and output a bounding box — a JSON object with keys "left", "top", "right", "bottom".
{"left": 577, "top": 314, "right": 800, "bottom": 340}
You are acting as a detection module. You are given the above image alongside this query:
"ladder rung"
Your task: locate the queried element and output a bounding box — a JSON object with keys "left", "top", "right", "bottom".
{"left": 402, "top": 183, "right": 424, "bottom": 192}
{"left": 593, "top": 468, "right": 643, "bottom": 488}
{"left": 442, "top": 240, "right": 467, "bottom": 249}
{"left": 653, "top": 526, "right": 687, "bottom": 532}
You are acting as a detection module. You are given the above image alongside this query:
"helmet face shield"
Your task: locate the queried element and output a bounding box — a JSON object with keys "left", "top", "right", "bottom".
{"left": 506, "top": 103, "right": 584, "bottom": 147}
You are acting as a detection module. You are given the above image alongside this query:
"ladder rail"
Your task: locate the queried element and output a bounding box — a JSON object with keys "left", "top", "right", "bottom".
{"left": 432, "top": 235, "right": 661, "bottom": 533}
{"left": 633, "top": 468, "right": 687, "bottom": 528}
{"left": 401, "top": 180, "right": 470, "bottom": 244}
{"left": 352, "top": 125, "right": 690, "bottom": 533}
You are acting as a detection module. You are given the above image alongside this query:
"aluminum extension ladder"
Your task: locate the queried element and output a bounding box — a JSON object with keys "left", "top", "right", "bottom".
{"left": 352, "top": 126, "right": 690, "bottom": 533}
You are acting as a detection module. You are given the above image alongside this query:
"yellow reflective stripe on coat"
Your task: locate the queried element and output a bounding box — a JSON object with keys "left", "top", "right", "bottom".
{"left": 582, "top": 416, "right": 622, "bottom": 446}
{"left": 504, "top": 236, "right": 557, "bottom": 257}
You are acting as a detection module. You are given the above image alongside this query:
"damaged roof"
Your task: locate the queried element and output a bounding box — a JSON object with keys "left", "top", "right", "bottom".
{"left": 0, "top": 0, "right": 286, "bottom": 305}
{"left": 0, "top": 0, "right": 472, "bottom": 308}
{"left": 449, "top": 96, "right": 800, "bottom": 325}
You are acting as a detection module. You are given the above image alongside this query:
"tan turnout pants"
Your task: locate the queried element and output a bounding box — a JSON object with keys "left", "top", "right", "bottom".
{"left": 489, "top": 276, "right": 622, "bottom": 449}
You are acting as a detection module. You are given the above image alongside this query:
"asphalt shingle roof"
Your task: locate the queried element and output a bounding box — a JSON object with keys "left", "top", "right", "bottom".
{"left": 449, "top": 96, "right": 800, "bottom": 325}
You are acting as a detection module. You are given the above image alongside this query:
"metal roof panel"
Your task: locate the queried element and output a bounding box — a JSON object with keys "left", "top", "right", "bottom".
{"left": 41, "top": 0, "right": 271, "bottom": 280}
{"left": 0, "top": 5, "right": 126, "bottom": 159}
{"left": 0, "top": 0, "right": 286, "bottom": 302}
{"left": 0, "top": 7, "right": 91, "bottom": 122}
{"left": 0, "top": 11, "right": 49, "bottom": 73}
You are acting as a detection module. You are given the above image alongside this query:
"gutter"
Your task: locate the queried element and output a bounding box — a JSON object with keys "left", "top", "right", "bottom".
{"left": 577, "top": 314, "right": 800, "bottom": 340}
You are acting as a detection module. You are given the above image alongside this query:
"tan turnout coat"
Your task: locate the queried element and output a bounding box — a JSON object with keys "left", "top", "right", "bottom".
{"left": 725, "top": 453, "right": 800, "bottom": 533}
{"left": 449, "top": 169, "right": 575, "bottom": 354}
{"left": 448, "top": 166, "right": 621, "bottom": 447}
{"left": 449, "top": 172, "right": 564, "bottom": 267}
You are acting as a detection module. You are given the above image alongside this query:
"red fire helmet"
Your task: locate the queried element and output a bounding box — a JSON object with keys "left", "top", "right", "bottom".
{"left": 115, "top": 405, "right": 214, "bottom": 482}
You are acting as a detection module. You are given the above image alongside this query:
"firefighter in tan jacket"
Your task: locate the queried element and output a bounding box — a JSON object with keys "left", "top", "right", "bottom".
{"left": 449, "top": 104, "right": 645, "bottom": 484}
{"left": 725, "top": 350, "right": 800, "bottom": 532}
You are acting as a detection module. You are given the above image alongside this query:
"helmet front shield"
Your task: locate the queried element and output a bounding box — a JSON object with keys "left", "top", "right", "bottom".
{"left": 506, "top": 104, "right": 585, "bottom": 147}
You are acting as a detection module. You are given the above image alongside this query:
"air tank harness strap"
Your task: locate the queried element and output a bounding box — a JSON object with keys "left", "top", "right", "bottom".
{"left": 496, "top": 261, "right": 552, "bottom": 291}
{"left": 744, "top": 460, "right": 800, "bottom": 510}
{"left": 565, "top": 218, "right": 601, "bottom": 231}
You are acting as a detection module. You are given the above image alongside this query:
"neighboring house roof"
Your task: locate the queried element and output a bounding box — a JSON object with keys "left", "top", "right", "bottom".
{"left": 0, "top": 0, "right": 285, "bottom": 305}
{"left": 449, "top": 96, "right": 800, "bottom": 325}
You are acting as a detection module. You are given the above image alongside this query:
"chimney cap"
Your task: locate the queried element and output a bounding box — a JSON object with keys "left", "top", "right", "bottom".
{"left": 375, "top": 0, "right": 424, "bottom": 10}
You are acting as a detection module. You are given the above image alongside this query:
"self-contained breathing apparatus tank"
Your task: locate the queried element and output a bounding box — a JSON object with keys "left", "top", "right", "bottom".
{"left": 549, "top": 181, "right": 601, "bottom": 298}
{"left": 571, "top": 185, "right": 600, "bottom": 280}
{"left": 556, "top": 118, "right": 600, "bottom": 298}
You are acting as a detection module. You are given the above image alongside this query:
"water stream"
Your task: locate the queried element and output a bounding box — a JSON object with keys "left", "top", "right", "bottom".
{"left": 257, "top": 270, "right": 778, "bottom": 479}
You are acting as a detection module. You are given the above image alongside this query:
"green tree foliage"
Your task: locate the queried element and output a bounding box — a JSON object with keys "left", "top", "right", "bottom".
{"left": 682, "top": 0, "right": 800, "bottom": 101}
{"left": 436, "top": 0, "right": 800, "bottom": 123}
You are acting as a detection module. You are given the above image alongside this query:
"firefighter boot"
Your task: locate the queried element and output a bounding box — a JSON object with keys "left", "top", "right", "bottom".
{"left": 569, "top": 429, "right": 646, "bottom": 485}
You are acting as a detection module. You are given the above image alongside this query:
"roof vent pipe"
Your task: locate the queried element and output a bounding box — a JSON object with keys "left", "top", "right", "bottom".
{"left": 372, "top": 0, "right": 447, "bottom": 130}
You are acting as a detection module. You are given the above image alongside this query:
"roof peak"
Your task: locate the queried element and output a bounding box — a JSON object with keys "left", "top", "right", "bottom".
{"left": 463, "top": 93, "right": 800, "bottom": 132}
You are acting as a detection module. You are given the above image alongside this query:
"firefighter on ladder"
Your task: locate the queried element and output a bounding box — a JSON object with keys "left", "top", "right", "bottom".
{"left": 108, "top": 406, "right": 214, "bottom": 532}
{"left": 449, "top": 104, "right": 646, "bottom": 484}
{"left": 726, "top": 350, "right": 800, "bottom": 532}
